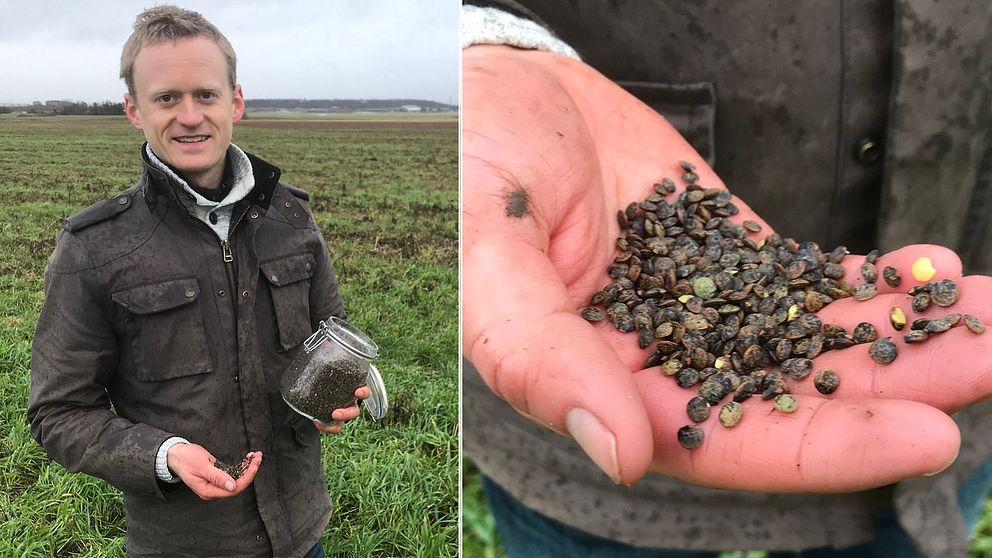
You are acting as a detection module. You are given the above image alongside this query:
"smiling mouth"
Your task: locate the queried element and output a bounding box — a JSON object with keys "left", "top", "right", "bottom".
{"left": 174, "top": 135, "right": 209, "bottom": 143}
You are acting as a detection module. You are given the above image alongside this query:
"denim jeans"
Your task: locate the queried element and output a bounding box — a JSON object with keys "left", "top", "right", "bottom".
{"left": 302, "top": 541, "right": 325, "bottom": 558}
{"left": 482, "top": 457, "right": 992, "bottom": 558}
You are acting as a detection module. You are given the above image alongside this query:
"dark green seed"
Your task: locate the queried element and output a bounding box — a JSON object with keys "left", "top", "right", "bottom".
{"left": 883, "top": 266, "right": 901, "bottom": 287}
{"left": 903, "top": 330, "right": 929, "bottom": 344}
{"left": 943, "top": 313, "right": 962, "bottom": 326}
{"left": 910, "top": 318, "right": 931, "bottom": 331}
{"left": 868, "top": 337, "right": 897, "bottom": 364}
{"left": 580, "top": 307, "right": 605, "bottom": 322}
{"left": 930, "top": 279, "right": 959, "bottom": 307}
{"left": 773, "top": 394, "right": 798, "bottom": 413}
{"left": 860, "top": 262, "right": 878, "bottom": 284}
{"left": 781, "top": 357, "right": 813, "bottom": 380}
{"left": 912, "top": 292, "right": 931, "bottom": 313}
{"left": 813, "top": 369, "right": 840, "bottom": 395}
{"left": 852, "top": 322, "right": 879, "bottom": 344}
{"left": 607, "top": 303, "right": 634, "bottom": 332}
{"left": 964, "top": 315, "right": 985, "bottom": 334}
{"left": 743, "top": 220, "right": 762, "bottom": 233}
{"left": 683, "top": 172, "right": 699, "bottom": 183}
{"left": 686, "top": 396, "right": 711, "bottom": 422}
{"left": 733, "top": 377, "right": 757, "bottom": 402}
{"left": 679, "top": 160, "right": 696, "bottom": 172}
{"left": 865, "top": 249, "right": 879, "bottom": 264}
{"left": 661, "top": 177, "right": 676, "bottom": 193}
{"left": 718, "top": 401, "right": 744, "bottom": 427}
{"left": 676, "top": 367, "right": 700, "bottom": 388}
{"left": 923, "top": 319, "right": 952, "bottom": 334}
{"left": 677, "top": 425, "right": 704, "bottom": 449}
{"left": 853, "top": 284, "right": 877, "bottom": 301}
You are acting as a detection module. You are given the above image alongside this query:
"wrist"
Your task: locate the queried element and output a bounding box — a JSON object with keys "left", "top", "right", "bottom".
{"left": 155, "top": 436, "right": 190, "bottom": 483}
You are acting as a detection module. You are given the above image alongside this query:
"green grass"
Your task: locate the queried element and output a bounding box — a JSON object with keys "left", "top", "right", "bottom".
{"left": 0, "top": 116, "right": 457, "bottom": 557}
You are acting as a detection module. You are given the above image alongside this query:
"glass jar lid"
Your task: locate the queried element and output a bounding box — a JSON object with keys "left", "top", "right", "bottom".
{"left": 323, "top": 316, "right": 379, "bottom": 360}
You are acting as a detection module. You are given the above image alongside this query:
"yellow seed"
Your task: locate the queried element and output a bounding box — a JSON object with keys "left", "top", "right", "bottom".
{"left": 756, "top": 238, "right": 765, "bottom": 249}
{"left": 787, "top": 304, "right": 800, "bottom": 321}
{"left": 889, "top": 307, "right": 907, "bottom": 331}
{"left": 678, "top": 294, "right": 693, "bottom": 303}
{"left": 714, "top": 356, "right": 729, "bottom": 369}
{"left": 911, "top": 257, "right": 936, "bottom": 282}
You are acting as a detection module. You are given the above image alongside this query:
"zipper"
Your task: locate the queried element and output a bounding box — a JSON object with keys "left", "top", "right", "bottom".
{"left": 220, "top": 206, "right": 249, "bottom": 314}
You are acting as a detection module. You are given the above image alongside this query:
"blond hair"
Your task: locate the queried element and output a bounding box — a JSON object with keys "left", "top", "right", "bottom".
{"left": 120, "top": 5, "right": 237, "bottom": 96}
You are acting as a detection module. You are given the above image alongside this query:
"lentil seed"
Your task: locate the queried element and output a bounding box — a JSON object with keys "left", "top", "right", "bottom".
{"left": 677, "top": 425, "right": 705, "bottom": 449}
{"left": 868, "top": 337, "right": 898, "bottom": 364}
{"left": 813, "top": 369, "right": 840, "bottom": 395}
{"left": 773, "top": 394, "right": 798, "bottom": 413}
{"left": 718, "top": 401, "right": 744, "bottom": 427}
{"left": 964, "top": 315, "right": 985, "bottom": 334}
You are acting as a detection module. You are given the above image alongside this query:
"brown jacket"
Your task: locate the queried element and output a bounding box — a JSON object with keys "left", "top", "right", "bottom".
{"left": 28, "top": 146, "right": 345, "bottom": 557}
{"left": 466, "top": 1, "right": 992, "bottom": 556}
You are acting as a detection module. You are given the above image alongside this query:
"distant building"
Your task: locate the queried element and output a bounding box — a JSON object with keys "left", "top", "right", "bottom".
{"left": 400, "top": 105, "right": 422, "bottom": 112}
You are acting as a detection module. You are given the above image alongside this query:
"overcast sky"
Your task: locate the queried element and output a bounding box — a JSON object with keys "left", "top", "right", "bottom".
{"left": 0, "top": 0, "right": 458, "bottom": 105}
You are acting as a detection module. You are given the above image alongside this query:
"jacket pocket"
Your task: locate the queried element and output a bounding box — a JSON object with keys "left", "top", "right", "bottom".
{"left": 616, "top": 80, "right": 716, "bottom": 166}
{"left": 260, "top": 252, "right": 316, "bottom": 352}
{"left": 111, "top": 277, "right": 213, "bottom": 382}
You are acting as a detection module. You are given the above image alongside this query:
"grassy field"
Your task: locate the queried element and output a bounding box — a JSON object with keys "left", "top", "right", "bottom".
{"left": 0, "top": 116, "right": 457, "bottom": 557}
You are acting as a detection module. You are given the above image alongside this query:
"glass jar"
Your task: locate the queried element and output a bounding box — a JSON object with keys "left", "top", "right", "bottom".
{"left": 280, "top": 317, "right": 388, "bottom": 423}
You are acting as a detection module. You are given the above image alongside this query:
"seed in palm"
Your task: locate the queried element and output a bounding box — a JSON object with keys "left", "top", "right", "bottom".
{"left": 813, "top": 369, "right": 840, "bottom": 395}
{"left": 677, "top": 425, "right": 705, "bottom": 449}
{"left": 868, "top": 337, "right": 898, "bottom": 364}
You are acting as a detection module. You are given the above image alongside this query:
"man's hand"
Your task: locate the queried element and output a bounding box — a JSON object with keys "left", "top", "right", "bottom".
{"left": 462, "top": 45, "right": 992, "bottom": 490}
{"left": 313, "top": 385, "right": 370, "bottom": 434}
{"left": 166, "top": 443, "right": 262, "bottom": 500}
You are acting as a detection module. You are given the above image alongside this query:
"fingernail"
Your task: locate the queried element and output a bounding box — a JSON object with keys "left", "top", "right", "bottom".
{"left": 565, "top": 408, "right": 621, "bottom": 484}
{"left": 225, "top": 480, "right": 235, "bottom": 491}
{"left": 924, "top": 448, "right": 959, "bottom": 477}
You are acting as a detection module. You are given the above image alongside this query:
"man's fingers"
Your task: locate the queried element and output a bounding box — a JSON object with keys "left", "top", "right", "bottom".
{"left": 354, "top": 386, "right": 371, "bottom": 400}
{"left": 314, "top": 419, "right": 345, "bottom": 434}
{"left": 634, "top": 370, "right": 960, "bottom": 491}
{"left": 331, "top": 404, "right": 361, "bottom": 422}
{"left": 464, "top": 239, "right": 653, "bottom": 484}
{"left": 836, "top": 244, "right": 962, "bottom": 292}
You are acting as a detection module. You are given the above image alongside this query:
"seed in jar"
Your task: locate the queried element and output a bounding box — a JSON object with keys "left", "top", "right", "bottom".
{"left": 580, "top": 307, "right": 605, "bottom": 321}
{"left": 773, "top": 394, "right": 799, "bottom": 413}
{"left": 868, "top": 337, "right": 898, "bottom": 364}
{"left": 930, "top": 279, "right": 959, "bottom": 307}
{"left": 903, "top": 330, "right": 929, "bottom": 344}
{"left": 743, "top": 220, "right": 762, "bottom": 233}
{"left": 911, "top": 292, "right": 931, "bottom": 313}
{"left": 813, "top": 369, "right": 840, "bottom": 395}
{"left": 911, "top": 257, "right": 936, "bottom": 282}
{"left": 853, "top": 284, "right": 877, "bottom": 301}
{"left": 964, "top": 315, "right": 986, "bottom": 334}
{"left": 718, "top": 401, "right": 744, "bottom": 428}
{"left": 686, "top": 396, "right": 712, "bottom": 422}
{"left": 890, "top": 307, "right": 907, "bottom": 331}
{"left": 852, "top": 322, "right": 879, "bottom": 344}
{"left": 883, "top": 266, "right": 901, "bottom": 287}
{"left": 677, "top": 425, "right": 705, "bottom": 449}
{"left": 860, "top": 262, "right": 878, "bottom": 284}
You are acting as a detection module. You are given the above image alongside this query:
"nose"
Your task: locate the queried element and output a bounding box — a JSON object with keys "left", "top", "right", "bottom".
{"left": 176, "top": 96, "right": 204, "bottom": 127}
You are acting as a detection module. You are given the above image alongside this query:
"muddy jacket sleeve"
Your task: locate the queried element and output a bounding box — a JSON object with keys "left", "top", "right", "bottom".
{"left": 27, "top": 229, "right": 173, "bottom": 498}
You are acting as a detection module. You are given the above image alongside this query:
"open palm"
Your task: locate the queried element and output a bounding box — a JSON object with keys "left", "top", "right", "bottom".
{"left": 463, "top": 45, "right": 992, "bottom": 490}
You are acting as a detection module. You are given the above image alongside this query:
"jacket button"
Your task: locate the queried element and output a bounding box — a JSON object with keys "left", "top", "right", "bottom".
{"left": 250, "top": 211, "right": 259, "bottom": 219}
{"left": 854, "top": 137, "right": 882, "bottom": 165}
{"left": 117, "top": 197, "right": 128, "bottom": 205}
{"left": 242, "top": 290, "right": 250, "bottom": 298}
{"left": 270, "top": 275, "right": 278, "bottom": 283}
{"left": 184, "top": 289, "right": 196, "bottom": 298}
{"left": 256, "top": 534, "right": 263, "bottom": 542}
{"left": 209, "top": 213, "right": 218, "bottom": 224}
{"left": 234, "top": 375, "right": 239, "bottom": 383}
{"left": 218, "top": 290, "right": 225, "bottom": 297}
{"left": 284, "top": 201, "right": 292, "bottom": 208}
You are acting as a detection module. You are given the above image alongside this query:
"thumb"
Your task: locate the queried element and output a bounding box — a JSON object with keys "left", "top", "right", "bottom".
{"left": 464, "top": 238, "right": 653, "bottom": 484}
{"left": 205, "top": 461, "right": 236, "bottom": 492}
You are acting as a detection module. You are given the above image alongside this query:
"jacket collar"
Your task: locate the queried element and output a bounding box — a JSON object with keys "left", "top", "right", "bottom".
{"left": 139, "top": 143, "right": 279, "bottom": 212}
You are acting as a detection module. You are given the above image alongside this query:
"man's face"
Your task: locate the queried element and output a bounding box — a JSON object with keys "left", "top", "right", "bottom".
{"left": 124, "top": 36, "right": 244, "bottom": 188}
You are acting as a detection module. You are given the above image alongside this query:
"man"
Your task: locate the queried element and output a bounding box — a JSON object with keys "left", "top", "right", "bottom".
{"left": 27, "top": 6, "right": 366, "bottom": 557}
{"left": 462, "top": 2, "right": 992, "bottom": 557}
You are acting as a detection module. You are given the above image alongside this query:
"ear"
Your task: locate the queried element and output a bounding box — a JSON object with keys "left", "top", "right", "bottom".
{"left": 124, "top": 93, "right": 143, "bottom": 131}
{"left": 232, "top": 84, "right": 245, "bottom": 124}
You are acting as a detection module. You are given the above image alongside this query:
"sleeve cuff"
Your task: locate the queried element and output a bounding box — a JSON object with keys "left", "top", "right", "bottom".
{"left": 155, "top": 436, "right": 190, "bottom": 483}
{"left": 461, "top": 5, "right": 580, "bottom": 60}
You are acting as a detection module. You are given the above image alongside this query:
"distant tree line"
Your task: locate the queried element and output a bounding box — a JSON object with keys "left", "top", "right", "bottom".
{"left": 246, "top": 98, "right": 456, "bottom": 111}
{"left": 56, "top": 101, "right": 125, "bottom": 115}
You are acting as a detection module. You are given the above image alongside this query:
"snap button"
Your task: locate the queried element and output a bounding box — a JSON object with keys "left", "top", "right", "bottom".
{"left": 117, "top": 197, "right": 128, "bottom": 205}
{"left": 256, "top": 534, "right": 264, "bottom": 542}
{"left": 242, "top": 290, "right": 249, "bottom": 298}
{"left": 268, "top": 172, "right": 275, "bottom": 179}
{"left": 250, "top": 211, "right": 259, "bottom": 219}
{"left": 208, "top": 213, "right": 218, "bottom": 224}
{"left": 284, "top": 201, "right": 292, "bottom": 208}
{"left": 234, "top": 375, "right": 239, "bottom": 383}
{"left": 855, "top": 137, "right": 882, "bottom": 165}
{"left": 294, "top": 212, "right": 300, "bottom": 218}
{"left": 258, "top": 194, "right": 266, "bottom": 201}
{"left": 218, "top": 290, "right": 226, "bottom": 297}
{"left": 184, "top": 289, "right": 196, "bottom": 298}
{"left": 270, "top": 275, "right": 278, "bottom": 283}
{"left": 305, "top": 263, "right": 311, "bottom": 272}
